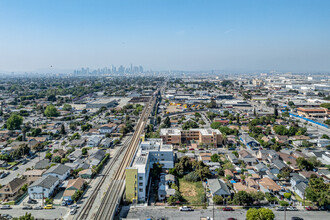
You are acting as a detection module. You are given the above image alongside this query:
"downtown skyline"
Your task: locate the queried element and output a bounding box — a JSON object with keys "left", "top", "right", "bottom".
{"left": 1, "top": 0, "right": 330, "bottom": 73}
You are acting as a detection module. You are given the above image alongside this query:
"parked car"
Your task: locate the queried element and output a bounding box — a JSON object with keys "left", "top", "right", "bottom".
{"left": 12, "top": 166, "right": 18, "bottom": 170}
{"left": 287, "top": 206, "right": 298, "bottom": 211}
{"left": 223, "top": 207, "right": 234, "bottom": 211}
{"left": 61, "top": 200, "right": 67, "bottom": 206}
{"left": 227, "top": 218, "right": 237, "bottom": 220}
{"left": 1, "top": 205, "right": 11, "bottom": 209}
{"left": 70, "top": 207, "right": 77, "bottom": 215}
{"left": 70, "top": 204, "right": 80, "bottom": 209}
{"left": 33, "top": 206, "right": 43, "bottom": 210}
{"left": 276, "top": 207, "right": 286, "bottom": 211}
{"left": 1, "top": 214, "right": 12, "bottom": 219}
{"left": 27, "top": 199, "right": 38, "bottom": 204}
{"left": 291, "top": 217, "right": 304, "bottom": 220}
{"left": 305, "top": 206, "right": 319, "bottom": 211}
{"left": 179, "top": 206, "right": 193, "bottom": 211}
{"left": 22, "top": 205, "right": 32, "bottom": 210}
{"left": 44, "top": 204, "right": 53, "bottom": 209}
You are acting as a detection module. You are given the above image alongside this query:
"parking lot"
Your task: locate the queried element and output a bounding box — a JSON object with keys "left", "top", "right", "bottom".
{"left": 124, "top": 206, "right": 330, "bottom": 220}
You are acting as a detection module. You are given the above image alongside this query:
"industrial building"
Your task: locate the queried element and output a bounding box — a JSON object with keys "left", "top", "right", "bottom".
{"left": 86, "top": 98, "right": 118, "bottom": 109}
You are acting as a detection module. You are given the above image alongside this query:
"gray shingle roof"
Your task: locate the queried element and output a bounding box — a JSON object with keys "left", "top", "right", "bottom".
{"left": 291, "top": 173, "right": 307, "bottom": 183}
{"left": 208, "top": 178, "right": 230, "bottom": 196}
{"left": 30, "top": 175, "right": 59, "bottom": 189}
{"left": 272, "top": 159, "right": 287, "bottom": 170}
{"left": 295, "top": 181, "right": 307, "bottom": 193}
{"left": 44, "top": 164, "right": 70, "bottom": 176}
{"left": 35, "top": 159, "right": 51, "bottom": 169}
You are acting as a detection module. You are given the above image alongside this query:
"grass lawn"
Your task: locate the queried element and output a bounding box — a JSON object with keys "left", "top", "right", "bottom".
{"left": 8, "top": 162, "right": 18, "bottom": 166}
{"left": 293, "top": 192, "right": 313, "bottom": 206}
{"left": 179, "top": 178, "right": 205, "bottom": 205}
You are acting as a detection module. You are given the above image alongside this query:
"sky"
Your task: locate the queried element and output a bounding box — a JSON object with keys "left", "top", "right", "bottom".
{"left": 0, "top": 0, "right": 330, "bottom": 73}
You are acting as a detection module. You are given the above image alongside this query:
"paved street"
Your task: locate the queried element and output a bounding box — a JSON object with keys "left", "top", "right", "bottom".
{"left": 124, "top": 206, "right": 330, "bottom": 220}
{"left": 0, "top": 207, "right": 69, "bottom": 219}
{"left": 1, "top": 151, "right": 46, "bottom": 185}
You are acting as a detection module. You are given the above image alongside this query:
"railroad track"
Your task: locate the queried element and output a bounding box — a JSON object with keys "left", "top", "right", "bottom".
{"left": 93, "top": 94, "right": 157, "bottom": 220}
{"left": 75, "top": 135, "right": 132, "bottom": 220}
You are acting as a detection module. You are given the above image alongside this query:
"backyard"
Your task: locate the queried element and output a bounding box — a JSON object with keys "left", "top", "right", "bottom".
{"left": 178, "top": 178, "right": 206, "bottom": 205}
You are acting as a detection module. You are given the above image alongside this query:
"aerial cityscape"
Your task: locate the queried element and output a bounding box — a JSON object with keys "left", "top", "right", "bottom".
{"left": 0, "top": 1, "right": 330, "bottom": 220}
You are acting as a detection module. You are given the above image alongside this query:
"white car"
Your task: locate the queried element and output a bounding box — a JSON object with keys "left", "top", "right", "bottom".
{"left": 180, "top": 206, "right": 193, "bottom": 211}
{"left": 70, "top": 207, "right": 77, "bottom": 215}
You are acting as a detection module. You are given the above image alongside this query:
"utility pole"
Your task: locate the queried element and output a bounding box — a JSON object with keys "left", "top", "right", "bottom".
{"left": 212, "top": 202, "right": 214, "bottom": 220}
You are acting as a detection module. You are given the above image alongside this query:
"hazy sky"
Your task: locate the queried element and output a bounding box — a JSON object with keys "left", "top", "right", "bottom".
{"left": 1, "top": 0, "right": 330, "bottom": 73}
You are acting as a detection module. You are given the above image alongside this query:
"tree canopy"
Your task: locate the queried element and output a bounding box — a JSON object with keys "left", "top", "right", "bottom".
{"left": 44, "top": 104, "right": 59, "bottom": 117}
{"left": 6, "top": 113, "right": 23, "bottom": 130}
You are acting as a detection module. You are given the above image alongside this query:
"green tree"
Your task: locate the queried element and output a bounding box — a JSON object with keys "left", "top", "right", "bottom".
{"left": 45, "top": 152, "right": 52, "bottom": 159}
{"left": 305, "top": 176, "right": 330, "bottom": 206}
{"left": 6, "top": 113, "right": 23, "bottom": 130}
{"left": 13, "top": 213, "right": 35, "bottom": 220}
{"left": 258, "top": 208, "right": 275, "bottom": 220}
{"left": 213, "top": 195, "right": 223, "bottom": 204}
{"left": 60, "top": 124, "right": 66, "bottom": 135}
{"left": 211, "top": 154, "right": 219, "bottom": 162}
{"left": 163, "top": 116, "right": 171, "bottom": 128}
{"left": 82, "top": 147, "right": 88, "bottom": 155}
{"left": 52, "top": 156, "right": 61, "bottom": 163}
{"left": 283, "top": 192, "right": 291, "bottom": 200}
{"left": 233, "top": 191, "right": 253, "bottom": 206}
{"left": 246, "top": 208, "right": 259, "bottom": 220}
{"left": 246, "top": 208, "right": 274, "bottom": 220}
{"left": 62, "top": 104, "right": 72, "bottom": 111}
{"left": 44, "top": 105, "right": 59, "bottom": 117}
{"left": 211, "top": 122, "right": 222, "bottom": 129}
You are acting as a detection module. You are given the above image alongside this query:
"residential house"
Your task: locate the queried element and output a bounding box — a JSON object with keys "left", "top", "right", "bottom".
{"left": 290, "top": 173, "right": 308, "bottom": 188}
{"left": 68, "top": 149, "right": 82, "bottom": 161}
{"left": 199, "top": 152, "right": 212, "bottom": 163}
{"left": 227, "top": 153, "right": 238, "bottom": 164}
{"left": 255, "top": 163, "right": 268, "bottom": 175}
{"left": 239, "top": 150, "right": 258, "bottom": 166}
{"left": 277, "top": 152, "right": 298, "bottom": 170}
{"left": 158, "top": 174, "right": 176, "bottom": 201}
{"left": 259, "top": 177, "right": 281, "bottom": 193}
{"left": 294, "top": 181, "right": 307, "bottom": 199}
{"left": 0, "top": 178, "right": 27, "bottom": 200}
{"left": 78, "top": 169, "right": 93, "bottom": 179}
{"left": 87, "top": 149, "right": 106, "bottom": 167}
{"left": 23, "top": 169, "right": 46, "bottom": 183}
{"left": 99, "top": 123, "right": 117, "bottom": 134}
{"left": 100, "top": 138, "right": 113, "bottom": 148}
{"left": 233, "top": 182, "right": 257, "bottom": 193}
{"left": 63, "top": 178, "right": 85, "bottom": 201}
{"left": 275, "top": 135, "right": 289, "bottom": 144}
{"left": 28, "top": 175, "right": 60, "bottom": 199}
{"left": 239, "top": 133, "right": 260, "bottom": 150}
{"left": 208, "top": 178, "right": 231, "bottom": 198}
{"left": 272, "top": 159, "right": 287, "bottom": 170}
{"left": 43, "top": 164, "right": 71, "bottom": 181}
{"left": 87, "top": 135, "right": 101, "bottom": 147}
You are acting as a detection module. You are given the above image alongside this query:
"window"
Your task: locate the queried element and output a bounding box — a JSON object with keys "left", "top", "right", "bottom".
{"left": 139, "top": 188, "right": 143, "bottom": 192}
{"left": 43, "top": 189, "right": 46, "bottom": 191}
{"left": 139, "top": 183, "right": 143, "bottom": 186}
{"left": 30, "top": 189, "right": 33, "bottom": 191}
{"left": 139, "top": 176, "right": 143, "bottom": 180}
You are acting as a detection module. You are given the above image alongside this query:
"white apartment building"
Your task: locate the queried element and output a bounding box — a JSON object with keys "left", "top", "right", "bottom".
{"left": 125, "top": 139, "right": 174, "bottom": 203}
